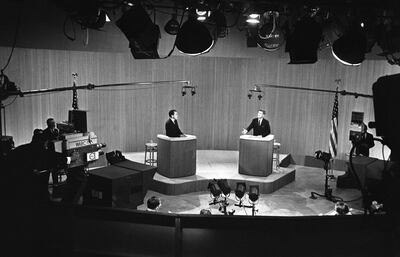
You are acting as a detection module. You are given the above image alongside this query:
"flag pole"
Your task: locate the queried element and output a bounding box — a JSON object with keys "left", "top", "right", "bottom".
{"left": 328, "top": 83, "right": 340, "bottom": 179}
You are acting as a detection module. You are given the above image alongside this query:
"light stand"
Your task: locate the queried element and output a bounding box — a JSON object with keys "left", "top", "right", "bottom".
{"left": 208, "top": 179, "right": 235, "bottom": 215}
{"left": 234, "top": 200, "right": 258, "bottom": 216}
{"left": 310, "top": 159, "right": 343, "bottom": 203}
{"left": 209, "top": 196, "right": 234, "bottom": 215}
{"left": 234, "top": 183, "right": 259, "bottom": 216}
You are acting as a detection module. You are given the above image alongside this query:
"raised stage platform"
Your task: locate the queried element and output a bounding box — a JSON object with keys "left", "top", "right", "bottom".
{"left": 124, "top": 150, "right": 295, "bottom": 195}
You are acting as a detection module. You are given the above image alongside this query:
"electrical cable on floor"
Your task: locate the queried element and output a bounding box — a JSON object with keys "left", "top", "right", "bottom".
{"left": 342, "top": 195, "right": 363, "bottom": 203}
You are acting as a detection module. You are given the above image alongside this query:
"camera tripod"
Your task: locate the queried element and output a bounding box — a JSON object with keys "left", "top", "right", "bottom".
{"left": 310, "top": 160, "right": 343, "bottom": 203}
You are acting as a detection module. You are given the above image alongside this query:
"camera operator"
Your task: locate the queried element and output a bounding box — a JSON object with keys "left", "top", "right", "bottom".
{"left": 4, "top": 129, "right": 78, "bottom": 205}
{"left": 43, "top": 117, "right": 62, "bottom": 187}
{"left": 354, "top": 123, "right": 375, "bottom": 157}
{"left": 3, "top": 129, "right": 79, "bottom": 257}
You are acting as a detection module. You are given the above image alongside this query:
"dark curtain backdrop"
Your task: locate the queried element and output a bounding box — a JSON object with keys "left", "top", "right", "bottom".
{"left": 1, "top": 47, "right": 398, "bottom": 159}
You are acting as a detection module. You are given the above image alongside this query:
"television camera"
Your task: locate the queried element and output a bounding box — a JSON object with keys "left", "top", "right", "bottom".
{"left": 52, "top": 132, "right": 106, "bottom": 169}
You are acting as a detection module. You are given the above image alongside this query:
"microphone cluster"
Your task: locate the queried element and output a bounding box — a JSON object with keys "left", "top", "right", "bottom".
{"left": 247, "top": 85, "right": 263, "bottom": 100}
{"left": 181, "top": 83, "right": 196, "bottom": 96}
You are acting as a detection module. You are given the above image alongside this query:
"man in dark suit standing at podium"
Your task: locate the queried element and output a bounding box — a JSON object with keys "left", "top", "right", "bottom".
{"left": 166, "top": 109, "right": 185, "bottom": 137}
{"left": 242, "top": 109, "right": 271, "bottom": 137}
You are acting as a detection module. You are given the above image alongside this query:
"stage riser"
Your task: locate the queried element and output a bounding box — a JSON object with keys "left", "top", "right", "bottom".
{"left": 122, "top": 151, "right": 295, "bottom": 196}
{"left": 151, "top": 169, "right": 296, "bottom": 195}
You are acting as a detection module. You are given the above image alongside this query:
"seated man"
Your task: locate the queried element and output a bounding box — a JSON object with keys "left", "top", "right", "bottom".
{"left": 242, "top": 109, "right": 271, "bottom": 137}
{"left": 147, "top": 196, "right": 161, "bottom": 211}
{"left": 165, "top": 109, "right": 185, "bottom": 137}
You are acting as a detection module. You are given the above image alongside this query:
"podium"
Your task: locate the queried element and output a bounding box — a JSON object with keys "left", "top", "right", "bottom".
{"left": 157, "top": 134, "right": 197, "bottom": 178}
{"left": 239, "top": 134, "right": 274, "bottom": 176}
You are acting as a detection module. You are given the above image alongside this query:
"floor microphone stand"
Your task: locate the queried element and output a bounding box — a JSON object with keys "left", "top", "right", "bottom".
{"left": 310, "top": 160, "right": 343, "bottom": 203}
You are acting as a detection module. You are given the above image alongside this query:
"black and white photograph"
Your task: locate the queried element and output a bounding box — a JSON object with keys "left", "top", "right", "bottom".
{"left": 1, "top": 0, "right": 400, "bottom": 256}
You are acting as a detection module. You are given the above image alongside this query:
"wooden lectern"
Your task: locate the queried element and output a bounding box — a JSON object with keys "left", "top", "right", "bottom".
{"left": 157, "top": 134, "right": 197, "bottom": 178}
{"left": 239, "top": 134, "right": 274, "bottom": 176}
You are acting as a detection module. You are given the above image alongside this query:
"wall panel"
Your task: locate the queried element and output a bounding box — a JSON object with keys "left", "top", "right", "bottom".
{"left": 1, "top": 47, "right": 399, "bottom": 160}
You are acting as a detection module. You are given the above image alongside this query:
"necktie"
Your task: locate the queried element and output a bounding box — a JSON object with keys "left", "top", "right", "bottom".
{"left": 259, "top": 119, "right": 262, "bottom": 126}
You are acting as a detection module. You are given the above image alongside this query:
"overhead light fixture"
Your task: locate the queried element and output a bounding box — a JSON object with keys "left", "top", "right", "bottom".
{"left": 116, "top": 4, "right": 160, "bottom": 59}
{"left": 331, "top": 23, "right": 367, "bottom": 66}
{"left": 208, "top": 9, "right": 228, "bottom": 38}
{"left": 196, "top": 10, "right": 210, "bottom": 22}
{"left": 105, "top": 12, "right": 111, "bottom": 22}
{"left": 285, "top": 16, "right": 323, "bottom": 64}
{"left": 164, "top": 13, "right": 180, "bottom": 35}
{"left": 176, "top": 16, "right": 214, "bottom": 56}
{"left": 257, "top": 11, "right": 283, "bottom": 51}
{"left": 66, "top": 1, "right": 107, "bottom": 30}
{"left": 195, "top": 0, "right": 211, "bottom": 21}
{"left": 246, "top": 13, "right": 260, "bottom": 24}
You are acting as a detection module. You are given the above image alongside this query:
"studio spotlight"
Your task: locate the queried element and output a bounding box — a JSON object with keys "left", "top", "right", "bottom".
{"left": 286, "top": 16, "right": 322, "bottom": 64}
{"left": 176, "top": 16, "right": 214, "bottom": 56}
{"left": 247, "top": 92, "right": 252, "bottom": 99}
{"left": 257, "top": 94, "right": 262, "bottom": 100}
{"left": 246, "top": 13, "right": 260, "bottom": 25}
{"left": 207, "top": 180, "right": 221, "bottom": 198}
{"left": 248, "top": 185, "right": 259, "bottom": 203}
{"left": 331, "top": 23, "right": 367, "bottom": 66}
{"left": 235, "top": 182, "right": 246, "bottom": 200}
{"left": 116, "top": 4, "right": 160, "bottom": 59}
{"left": 257, "top": 11, "right": 283, "bottom": 51}
{"left": 195, "top": 0, "right": 211, "bottom": 21}
{"left": 164, "top": 13, "right": 180, "bottom": 35}
{"left": 181, "top": 87, "right": 186, "bottom": 96}
{"left": 191, "top": 87, "right": 196, "bottom": 95}
{"left": 105, "top": 12, "right": 111, "bottom": 22}
{"left": 217, "top": 179, "right": 231, "bottom": 196}
{"left": 209, "top": 9, "right": 228, "bottom": 38}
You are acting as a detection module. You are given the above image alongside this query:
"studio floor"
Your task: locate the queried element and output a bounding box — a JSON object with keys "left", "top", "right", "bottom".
{"left": 123, "top": 151, "right": 364, "bottom": 216}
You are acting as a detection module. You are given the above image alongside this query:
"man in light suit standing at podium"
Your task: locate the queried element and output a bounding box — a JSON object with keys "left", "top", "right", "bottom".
{"left": 242, "top": 109, "right": 271, "bottom": 137}
{"left": 165, "top": 109, "right": 185, "bottom": 137}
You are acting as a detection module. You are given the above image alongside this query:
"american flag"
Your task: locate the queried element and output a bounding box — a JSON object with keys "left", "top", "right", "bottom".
{"left": 329, "top": 88, "right": 339, "bottom": 158}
